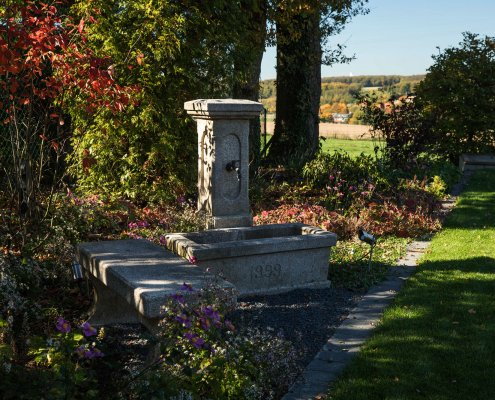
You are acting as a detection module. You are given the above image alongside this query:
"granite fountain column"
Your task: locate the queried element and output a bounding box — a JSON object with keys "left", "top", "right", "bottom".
{"left": 184, "top": 99, "right": 263, "bottom": 229}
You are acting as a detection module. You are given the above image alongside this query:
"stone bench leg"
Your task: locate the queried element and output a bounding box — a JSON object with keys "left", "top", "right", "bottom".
{"left": 88, "top": 277, "right": 140, "bottom": 326}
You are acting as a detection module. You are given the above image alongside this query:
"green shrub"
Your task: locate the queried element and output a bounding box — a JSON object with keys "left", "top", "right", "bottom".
{"left": 358, "top": 200, "right": 441, "bottom": 238}
{"left": 303, "top": 151, "right": 386, "bottom": 190}
{"left": 68, "top": 0, "right": 258, "bottom": 204}
{"left": 302, "top": 151, "right": 389, "bottom": 213}
{"left": 1, "top": 318, "right": 105, "bottom": 400}
{"left": 356, "top": 92, "right": 435, "bottom": 170}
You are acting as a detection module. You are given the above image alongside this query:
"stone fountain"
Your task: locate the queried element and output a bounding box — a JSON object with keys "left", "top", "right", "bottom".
{"left": 166, "top": 99, "right": 337, "bottom": 295}
{"left": 76, "top": 99, "right": 337, "bottom": 330}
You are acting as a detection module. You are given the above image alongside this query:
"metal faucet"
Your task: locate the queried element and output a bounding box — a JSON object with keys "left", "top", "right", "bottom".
{"left": 226, "top": 160, "right": 241, "bottom": 181}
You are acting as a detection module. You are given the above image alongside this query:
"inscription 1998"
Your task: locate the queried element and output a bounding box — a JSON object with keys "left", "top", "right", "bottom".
{"left": 251, "top": 264, "right": 282, "bottom": 280}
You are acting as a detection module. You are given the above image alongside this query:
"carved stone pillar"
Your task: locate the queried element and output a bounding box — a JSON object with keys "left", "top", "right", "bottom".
{"left": 184, "top": 99, "right": 262, "bottom": 229}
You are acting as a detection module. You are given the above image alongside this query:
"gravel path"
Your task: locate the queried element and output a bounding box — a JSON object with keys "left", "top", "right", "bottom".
{"left": 228, "top": 287, "right": 362, "bottom": 371}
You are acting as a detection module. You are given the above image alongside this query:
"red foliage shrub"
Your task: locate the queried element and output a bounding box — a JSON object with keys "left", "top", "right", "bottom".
{"left": 253, "top": 198, "right": 441, "bottom": 241}
{"left": 358, "top": 201, "right": 441, "bottom": 238}
{"left": 253, "top": 204, "right": 360, "bottom": 240}
{"left": 0, "top": 1, "right": 139, "bottom": 118}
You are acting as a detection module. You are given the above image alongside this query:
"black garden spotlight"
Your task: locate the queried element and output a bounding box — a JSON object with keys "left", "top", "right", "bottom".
{"left": 71, "top": 260, "right": 83, "bottom": 281}
{"left": 358, "top": 229, "right": 376, "bottom": 271}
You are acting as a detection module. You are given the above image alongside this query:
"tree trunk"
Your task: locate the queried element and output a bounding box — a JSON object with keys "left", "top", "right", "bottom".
{"left": 233, "top": 0, "right": 267, "bottom": 173}
{"left": 269, "top": 9, "right": 321, "bottom": 169}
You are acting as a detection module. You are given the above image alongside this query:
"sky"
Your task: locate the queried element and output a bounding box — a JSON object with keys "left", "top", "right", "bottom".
{"left": 260, "top": 0, "right": 495, "bottom": 80}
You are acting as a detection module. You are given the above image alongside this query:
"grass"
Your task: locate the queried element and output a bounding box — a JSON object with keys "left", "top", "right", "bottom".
{"left": 260, "top": 135, "right": 380, "bottom": 158}
{"left": 326, "top": 170, "right": 495, "bottom": 400}
{"left": 320, "top": 137, "right": 380, "bottom": 158}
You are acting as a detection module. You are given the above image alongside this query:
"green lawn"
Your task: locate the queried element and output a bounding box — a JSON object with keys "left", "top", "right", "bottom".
{"left": 327, "top": 170, "right": 495, "bottom": 400}
{"left": 261, "top": 135, "right": 380, "bottom": 158}
{"left": 320, "top": 137, "right": 380, "bottom": 158}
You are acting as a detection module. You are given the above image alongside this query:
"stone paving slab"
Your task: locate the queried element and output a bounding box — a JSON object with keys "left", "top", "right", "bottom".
{"left": 282, "top": 240, "right": 430, "bottom": 400}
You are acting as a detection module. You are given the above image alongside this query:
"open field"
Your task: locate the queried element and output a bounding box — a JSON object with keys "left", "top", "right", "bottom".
{"left": 263, "top": 121, "right": 373, "bottom": 139}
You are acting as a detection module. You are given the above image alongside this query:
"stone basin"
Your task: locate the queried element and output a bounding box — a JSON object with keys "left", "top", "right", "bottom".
{"left": 166, "top": 223, "right": 337, "bottom": 295}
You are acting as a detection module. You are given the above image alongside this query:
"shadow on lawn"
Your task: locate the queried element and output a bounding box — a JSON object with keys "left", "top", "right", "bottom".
{"left": 331, "top": 256, "right": 495, "bottom": 400}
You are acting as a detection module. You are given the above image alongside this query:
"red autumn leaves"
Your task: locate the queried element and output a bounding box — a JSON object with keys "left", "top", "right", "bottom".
{"left": 0, "top": 1, "right": 139, "bottom": 124}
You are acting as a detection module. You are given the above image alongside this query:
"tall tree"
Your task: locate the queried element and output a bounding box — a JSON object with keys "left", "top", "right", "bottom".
{"left": 232, "top": 0, "right": 268, "bottom": 172}
{"left": 267, "top": 0, "right": 368, "bottom": 168}
{"left": 270, "top": 4, "right": 321, "bottom": 168}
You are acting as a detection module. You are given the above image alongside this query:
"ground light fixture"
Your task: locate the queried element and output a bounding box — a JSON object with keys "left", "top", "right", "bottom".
{"left": 358, "top": 229, "right": 376, "bottom": 271}
{"left": 71, "top": 260, "right": 83, "bottom": 281}
{"left": 358, "top": 229, "right": 376, "bottom": 245}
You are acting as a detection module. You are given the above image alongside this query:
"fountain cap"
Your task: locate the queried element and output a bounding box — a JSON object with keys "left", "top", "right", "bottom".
{"left": 184, "top": 99, "right": 263, "bottom": 120}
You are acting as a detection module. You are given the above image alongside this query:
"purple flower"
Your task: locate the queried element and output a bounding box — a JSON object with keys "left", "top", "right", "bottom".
{"left": 184, "top": 332, "right": 205, "bottom": 349}
{"left": 181, "top": 282, "right": 194, "bottom": 292}
{"left": 175, "top": 313, "right": 191, "bottom": 328}
{"left": 79, "top": 346, "right": 104, "bottom": 359}
{"left": 137, "top": 220, "right": 149, "bottom": 228}
{"left": 81, "top": 322, "right": 97, "bottom": 337}
{"left": 159, "top": 235, "right": 167, "bottom": 245}
{"left": 200, "top": 317, "right": 211, "bottom": 330}
{"left": 128, "top": 222, "right": 138, "bottom": 229}
{"left": 89, "top": 347, "right": 104, "bottom": 359}
{"left": 56, "top": 317, "right": 71, "bottom": 333}
{"left": 329, "top": 175, "right": 335, "bottom": 181}
{"left": 201, "top": 306, "right": 220, "bottom": 322}
{"left": 170, "top": 293, "right": 185, "bottom": 304}
{"left": 213, "top": 319, "right": 222, "bottom": 328}
{"left": 177, "top": 195, "right": 186, "bottom": 205}
{"left": 75, "top": 345, "right": 86, "bottom": 357}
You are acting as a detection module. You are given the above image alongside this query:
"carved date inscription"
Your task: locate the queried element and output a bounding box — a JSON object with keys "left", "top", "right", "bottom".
{"left": 251, "top": 264, "right": 282, "bottom": 280}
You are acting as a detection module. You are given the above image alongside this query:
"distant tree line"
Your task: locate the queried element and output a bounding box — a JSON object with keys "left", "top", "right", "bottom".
{"left": 260, "top": 75, "right": 424, "bottom": 118}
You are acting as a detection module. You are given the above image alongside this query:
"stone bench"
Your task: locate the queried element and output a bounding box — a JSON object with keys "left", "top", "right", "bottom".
{"left": 76, "top": 239, "right": 236, "bottom": 332}
{"left": 459, "top": 154, "right": 495, "bottom": 172}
